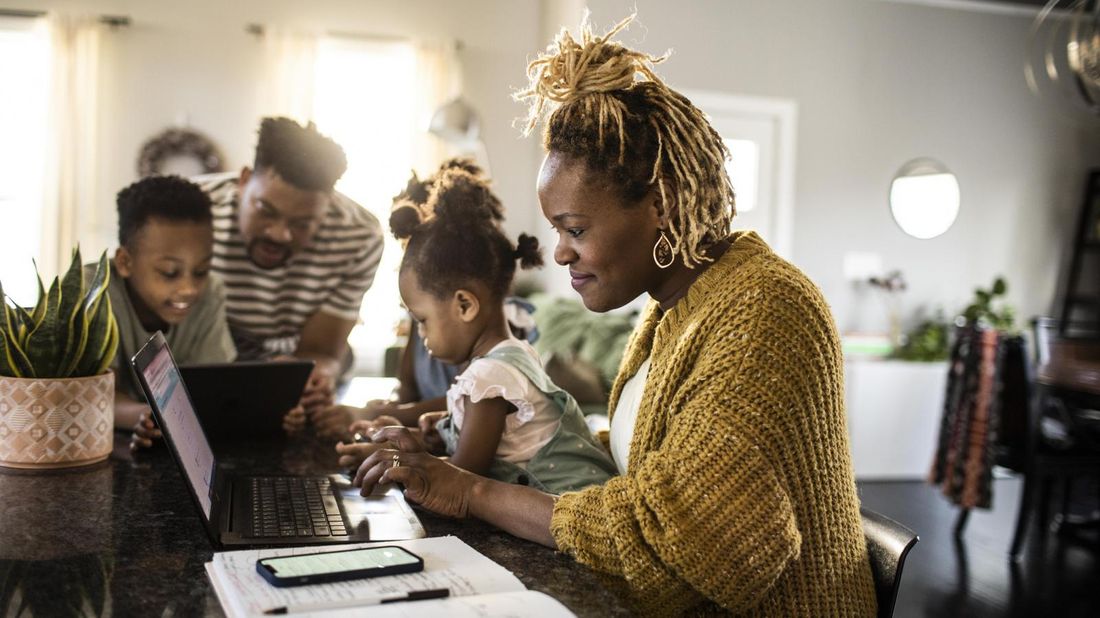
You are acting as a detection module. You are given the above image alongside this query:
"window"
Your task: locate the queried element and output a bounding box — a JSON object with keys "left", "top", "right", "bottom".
{"left": 686, "top": 91, "right": 797, "bottom": 258}
{"left": 311, "top": 37, "right": 418, "bottom": 375}
{"left": 0, "top": 16, "right": 49, "bottom": 306}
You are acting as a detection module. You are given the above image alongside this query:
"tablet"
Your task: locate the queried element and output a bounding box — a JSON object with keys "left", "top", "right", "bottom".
{"left": 180, "top": 360, "right": 313, "bottom": 444}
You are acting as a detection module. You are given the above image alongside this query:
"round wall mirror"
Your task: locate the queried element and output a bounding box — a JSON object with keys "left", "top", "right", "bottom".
{"left": 889, "top": 158, "right": 960, "bottom": 239}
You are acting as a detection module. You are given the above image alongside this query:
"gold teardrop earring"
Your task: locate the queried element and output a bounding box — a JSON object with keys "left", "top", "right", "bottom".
{"left": 653, "top": 230, "right": 674, "bottom": 269}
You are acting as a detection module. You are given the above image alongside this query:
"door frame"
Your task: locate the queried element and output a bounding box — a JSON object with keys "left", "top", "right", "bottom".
{"left": 682, "top": 90, "right": 798, "bottom": 259}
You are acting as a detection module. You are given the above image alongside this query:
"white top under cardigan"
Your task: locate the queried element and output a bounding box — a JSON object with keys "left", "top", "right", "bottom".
{"left": 608, "top": 357, "right": 651, "bottom": 475}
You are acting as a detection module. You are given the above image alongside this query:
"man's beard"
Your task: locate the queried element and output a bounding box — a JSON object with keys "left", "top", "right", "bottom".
{"left": 247, "top": 239, "right": 292, "bottom": 269}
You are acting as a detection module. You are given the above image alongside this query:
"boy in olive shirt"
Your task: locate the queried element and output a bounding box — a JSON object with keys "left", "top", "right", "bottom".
{"left": 93, "top": 175, "right": 237, "bottom": 449}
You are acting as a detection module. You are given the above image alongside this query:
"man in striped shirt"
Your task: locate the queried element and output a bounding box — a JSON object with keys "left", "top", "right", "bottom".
{"left": 196, "top": 118, "right": 383, "bottom": 427}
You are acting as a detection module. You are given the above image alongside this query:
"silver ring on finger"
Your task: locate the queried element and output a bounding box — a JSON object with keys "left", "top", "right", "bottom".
{"left": 392, "top": 454, "right": 401, "bottom": 469}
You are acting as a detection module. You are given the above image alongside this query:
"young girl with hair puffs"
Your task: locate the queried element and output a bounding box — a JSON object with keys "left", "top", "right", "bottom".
{"left": 341, "top": 168, "right": 616, "bottom": 494}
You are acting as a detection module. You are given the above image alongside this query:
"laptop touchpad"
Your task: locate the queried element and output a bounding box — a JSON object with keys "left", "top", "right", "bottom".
{"left": 332, "top": 478, "right": 425, "bottom": 541}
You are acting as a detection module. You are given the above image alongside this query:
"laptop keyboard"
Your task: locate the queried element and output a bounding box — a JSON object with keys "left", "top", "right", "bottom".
{"left": 249, "top": 477, "right": 348, "bottom": 538}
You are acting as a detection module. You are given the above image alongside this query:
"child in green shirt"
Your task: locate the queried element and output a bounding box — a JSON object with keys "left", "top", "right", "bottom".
{"left": 97, "top": 175, "right": 237, "bottom": 450}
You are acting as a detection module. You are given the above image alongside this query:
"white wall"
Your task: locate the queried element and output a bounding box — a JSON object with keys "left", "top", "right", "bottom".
{"left": 9, "top": 0, "right": 543, "bottom": 261}
{"left": 531, "top": 0, "right": 588, "bottom": 299}
{"left": 586, "top": 0, "right": 1100, "bottom": 332}
{"left": 10, "top": 0, "right": 1100, "bottom": 331}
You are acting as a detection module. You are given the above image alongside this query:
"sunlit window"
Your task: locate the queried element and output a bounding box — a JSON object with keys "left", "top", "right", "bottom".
{"left": 0, "top": 17, "right": 49, "bottom": 306}
{"left": 312, "top": 37, "right": 417, "bottom": 374}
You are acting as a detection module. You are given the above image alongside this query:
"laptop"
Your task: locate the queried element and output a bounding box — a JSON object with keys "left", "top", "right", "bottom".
{"left": 131, "top": 331, "right": 425, "bottom": 548}
{"left": 180, "top": 360, "right": 312, "bottom": 444}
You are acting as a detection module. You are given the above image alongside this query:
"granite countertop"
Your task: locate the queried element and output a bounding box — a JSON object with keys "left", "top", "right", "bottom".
{"left": 0, "top": 433, "right": 632, "bottom": 617}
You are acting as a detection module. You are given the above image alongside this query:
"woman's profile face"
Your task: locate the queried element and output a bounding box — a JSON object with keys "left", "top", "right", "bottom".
{"left": 537, "top": 151, "right": 664, "bottom": 312}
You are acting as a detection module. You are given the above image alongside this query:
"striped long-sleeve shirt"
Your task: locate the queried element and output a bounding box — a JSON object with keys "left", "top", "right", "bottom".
{"left": 197, "top": 173, "right": 384, "bottom": 360}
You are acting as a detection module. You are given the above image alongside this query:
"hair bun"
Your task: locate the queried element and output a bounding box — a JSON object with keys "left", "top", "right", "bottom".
{"left": 436, "top": 157, "right": 486, "bottom": 180}
{"left": 514, "top": 233, "right": 544, "bottom": 269}
{"left": 389, "top": 204, "right": 423, "bottom": 240}
{"left": 430, "top": 169, "right": 504, "bottom": 224}
{"left": 393, "top": 170, "right": 431, "bottom": 207}
{"left": 516, "top": 14, "right": 669, "bottom": 135}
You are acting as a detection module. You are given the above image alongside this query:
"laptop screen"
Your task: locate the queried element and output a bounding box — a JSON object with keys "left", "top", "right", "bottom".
{"left": 140, "top": 341, "right": 216, "bottom": 519}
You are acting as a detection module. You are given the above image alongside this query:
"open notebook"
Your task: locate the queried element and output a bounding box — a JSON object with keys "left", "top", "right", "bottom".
{"left": 206, "top": 536, "right": 575, "bottom": 617}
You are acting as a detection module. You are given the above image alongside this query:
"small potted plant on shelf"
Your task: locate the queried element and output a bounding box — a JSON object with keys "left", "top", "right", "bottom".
{"left": 959, "top": 276, "right": 1015, "bottom": 332}
{"left": 0, "top": 248, "right": 119, "bottom": 469}
{"left": 868, "top": 269, "right": 908, "bottom": 348}
{"left": 889, "top": 276, "right": 1017, "bottom": 362}
{"left": 892, "top": 309, "right": 952, "bottom": 362}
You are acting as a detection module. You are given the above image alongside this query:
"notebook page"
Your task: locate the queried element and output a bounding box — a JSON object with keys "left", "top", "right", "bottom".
{"left": 209, "top": 536, "right": 526, "bottom": 617}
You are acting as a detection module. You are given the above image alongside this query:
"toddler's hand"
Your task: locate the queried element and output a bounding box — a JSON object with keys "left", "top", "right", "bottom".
{"left": 362, "top": 399, "right": 397, "bottom": 420}
{"left": 417, "top": 411, "right": 449, "bottom": 455}
{"left": 335, "top": 441, "right": 389, "bottom": 470}
{"left": 350, "top": 415, "right": 403, "bottom": 439}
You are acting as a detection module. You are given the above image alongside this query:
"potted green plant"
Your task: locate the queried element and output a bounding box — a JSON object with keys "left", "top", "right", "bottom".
{"left": 867, "top": 270, "right": 908, "bottom": 348}
{"left": 0, "top": 249, "right": 119, "bottom": 469}
{"left": 960, "top": 276, "right": 1015, "bottom": 332}
{"left": 891, "top": 277, "right": 1016, "bottom": 363}
{"left": 892, "top": 310, "right": 952, "bottom": 362}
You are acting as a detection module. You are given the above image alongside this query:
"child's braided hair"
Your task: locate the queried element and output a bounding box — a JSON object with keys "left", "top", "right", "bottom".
{"left": 390, "top": 163, "right": 542, "bottom": 300}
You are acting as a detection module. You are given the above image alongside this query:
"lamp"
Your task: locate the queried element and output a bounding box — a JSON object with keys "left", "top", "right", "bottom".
{"left": 1026, "top": 0, "right": 1100, "bottom": 115}
{"left": 428, "top": 96, "right": 492, "bottom": 176}
{"left": 428, "top": 97, "right": 480, "bottom": 144}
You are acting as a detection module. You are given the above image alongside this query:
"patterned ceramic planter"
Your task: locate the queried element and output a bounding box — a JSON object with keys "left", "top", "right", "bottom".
{"left": 0, "top": 373, "right": 114, "bottom": 469}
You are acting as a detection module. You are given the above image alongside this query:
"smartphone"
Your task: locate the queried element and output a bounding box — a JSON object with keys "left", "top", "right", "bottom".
{"left": 256, "top": 546, "right": 424, "bottom": 587}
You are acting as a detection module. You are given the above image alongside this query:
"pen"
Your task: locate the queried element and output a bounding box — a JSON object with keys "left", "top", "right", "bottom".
{"left": 262, "top": 588, "right": 450, "bottom": 614}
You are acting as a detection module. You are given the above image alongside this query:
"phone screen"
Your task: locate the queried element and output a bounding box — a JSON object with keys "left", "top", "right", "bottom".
{"left": 261, "top": 547, "right": 420, "bottom": 578}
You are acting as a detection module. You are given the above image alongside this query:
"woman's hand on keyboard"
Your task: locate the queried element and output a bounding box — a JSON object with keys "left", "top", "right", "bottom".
{"left": 354, "top": 427, "right": 476, "bottom": 518}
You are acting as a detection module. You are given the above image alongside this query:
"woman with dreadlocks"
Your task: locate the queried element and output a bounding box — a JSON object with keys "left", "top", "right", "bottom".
{"left": 354, "top": 16, "right": 877, "bottom": 616}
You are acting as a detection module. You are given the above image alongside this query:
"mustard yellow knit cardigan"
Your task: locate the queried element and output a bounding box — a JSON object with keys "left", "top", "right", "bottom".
{"left": 550, "top": 232, "right": 877, "bottom": 616}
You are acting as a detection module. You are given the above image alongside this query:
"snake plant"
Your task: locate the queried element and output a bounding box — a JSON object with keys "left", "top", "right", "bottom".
{"left": 0, "top": 248, "right": 118, "bottom": 379}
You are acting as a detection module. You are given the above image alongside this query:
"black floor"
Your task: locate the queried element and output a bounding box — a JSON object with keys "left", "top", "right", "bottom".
{"left": 857, "top": 477, "right": 1100, "bottom": 618}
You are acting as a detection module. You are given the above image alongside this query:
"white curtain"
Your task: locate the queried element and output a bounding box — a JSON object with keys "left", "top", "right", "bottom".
{"left": 259, "top": 31, "right": 460, "bottom": 176}
{"left": 41, "top": 14, "right": 102, "bottom": 279}
{"left": 0, "top": 15, "right": 48, "bottom": 305}
{"left": 411, "top": 41, "right": 461, "bottom": 174}
{"left": 249, "top": 33, "right": 463, "bottom": 374}
{"left": 257, "top": 27, "right": 319, "bottom": 124}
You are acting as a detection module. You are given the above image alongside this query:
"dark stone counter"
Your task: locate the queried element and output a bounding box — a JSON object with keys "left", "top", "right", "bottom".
{"left": 0, "top": 433, "right": 632, "bottom": 617}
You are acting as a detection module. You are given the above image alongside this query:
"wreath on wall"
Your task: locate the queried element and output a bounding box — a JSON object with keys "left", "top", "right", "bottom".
{"left": 136, "top": 128, "right": 226, "bottom": 177}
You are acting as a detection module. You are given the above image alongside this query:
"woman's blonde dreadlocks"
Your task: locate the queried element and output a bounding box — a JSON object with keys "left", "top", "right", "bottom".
{"left": 516, "top": 14, "right": 736, "bottom": 268}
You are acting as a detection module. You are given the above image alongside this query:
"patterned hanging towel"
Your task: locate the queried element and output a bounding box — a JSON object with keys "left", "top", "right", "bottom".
{"left": 929, "top": 326, "right": 1003, "bottom": 509}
